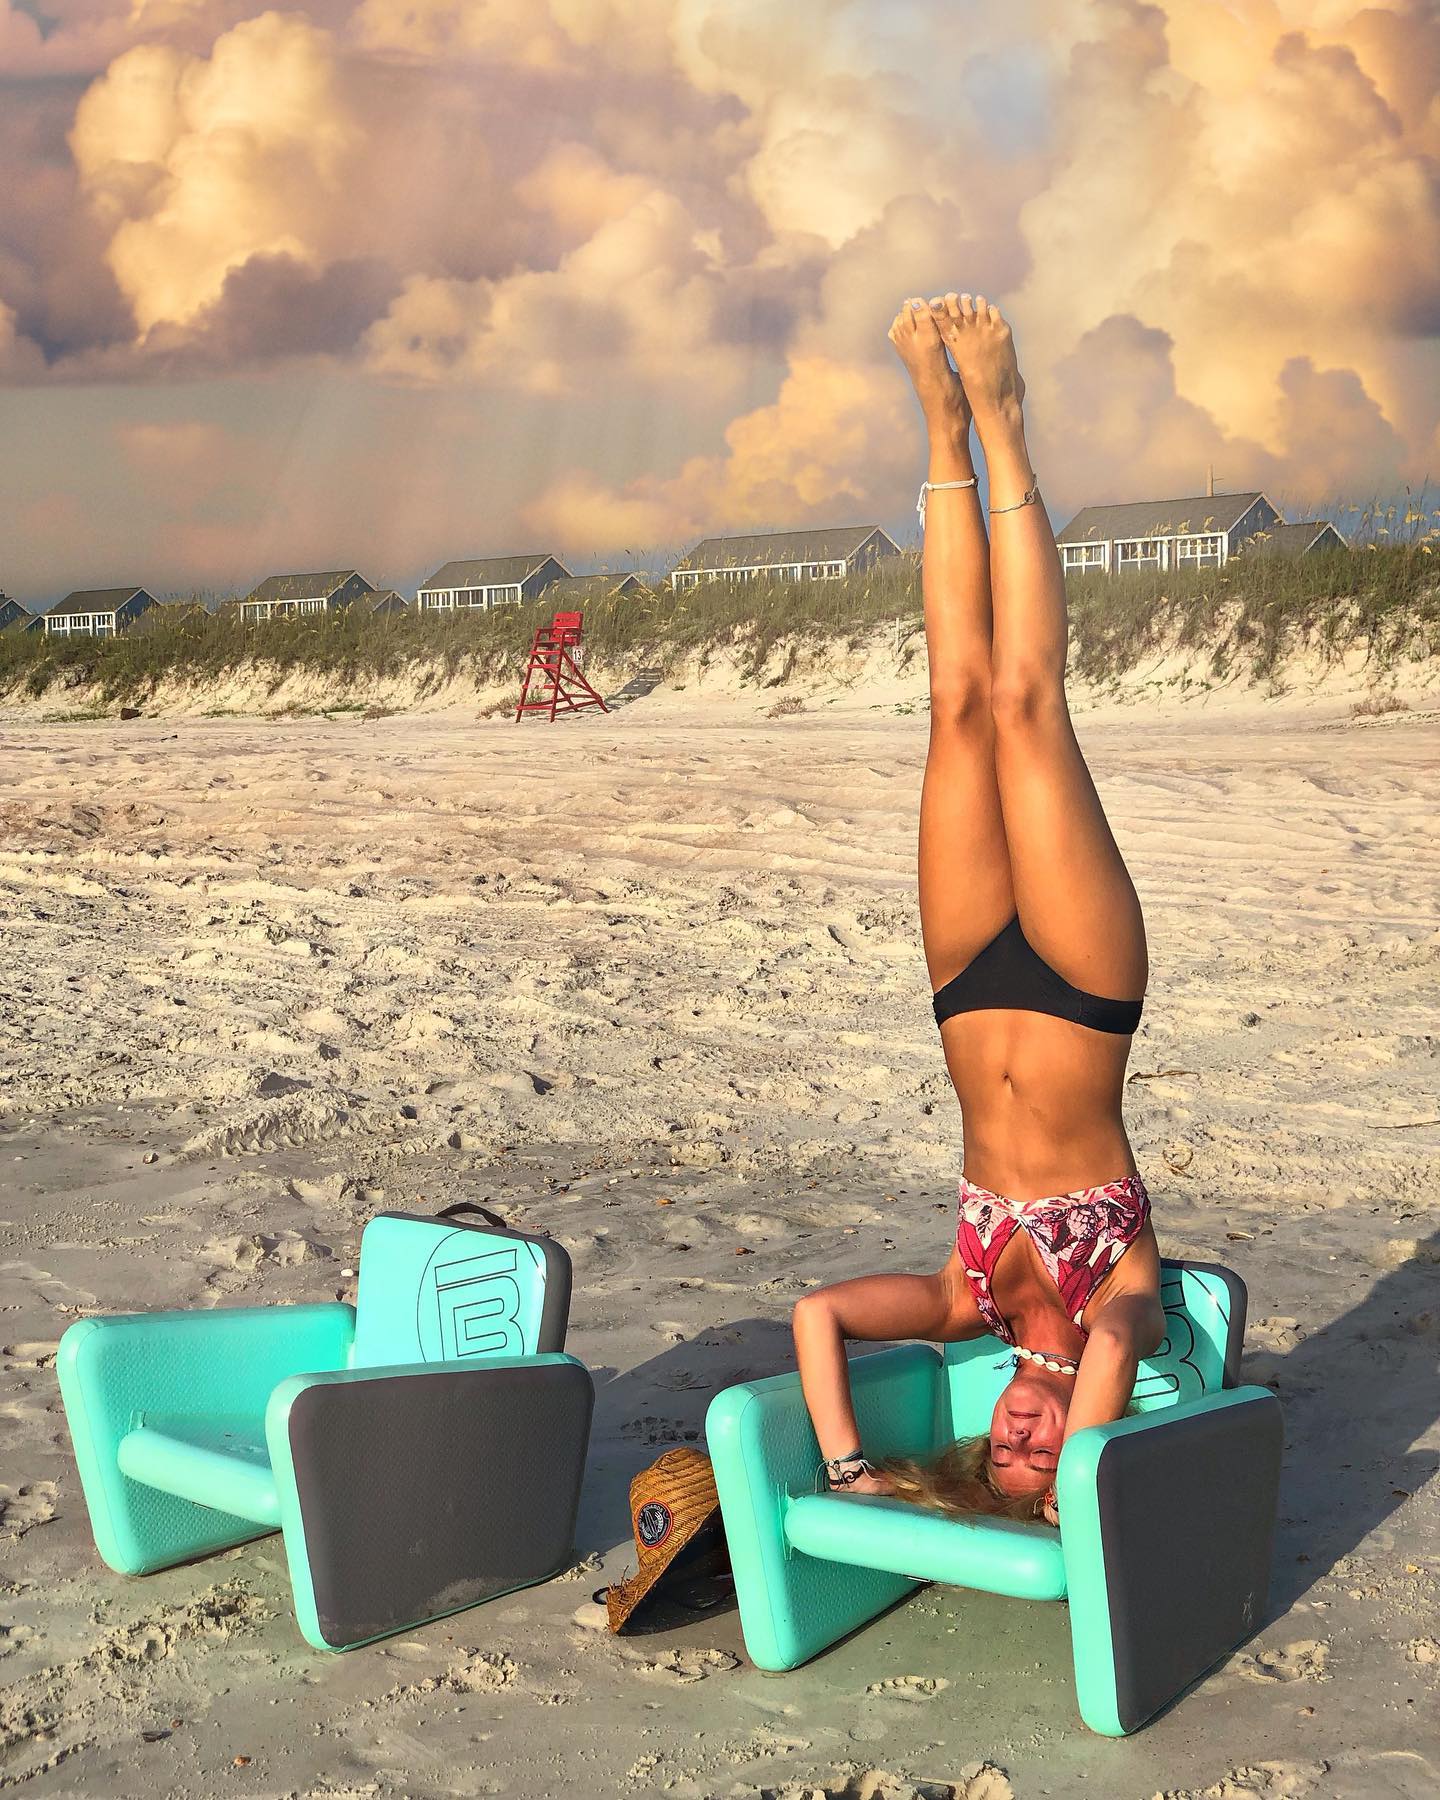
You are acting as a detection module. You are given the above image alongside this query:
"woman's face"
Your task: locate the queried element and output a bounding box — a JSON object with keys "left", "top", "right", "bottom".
{"left": 988, "top": 1367, "right": 1068, "bottom": 1497}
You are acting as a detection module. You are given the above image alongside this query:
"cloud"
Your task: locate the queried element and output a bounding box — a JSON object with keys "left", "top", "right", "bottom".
{"left": 0, "top": 299, "right": 46, "bottom": 376}
{"left": 1034, "top": 312, "right": 1278, "bottom": 510}
{"left": 1008, "top": 2, "right": 1439, "bottom": 482}
{"left": 352, "top": 0, "right": 677, "bottom": 72}
{"left": 1271, "top": 355, "right": 1409, "bottom": 497}
{"left": 363, "top": 179, "right": 755, "bottom": 400}
{"left": 71, "top": 12, "right": 359, "bottom": 332}
{"left": 520, "top": 353, "right": 914, "bottom": 549}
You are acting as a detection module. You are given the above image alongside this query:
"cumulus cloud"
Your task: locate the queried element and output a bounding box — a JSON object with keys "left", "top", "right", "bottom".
{"left": 1032, "top": 313, "right": 1278, "bottom": 509}
{"left": 1014, "top": 2, "right": 1440, "bottom": 458}
{"left": 0, "top": 299, "right": 46, "bottom": 377}
{"left": 363, "top": 180, "right": 757, "bottom": 400}
{"left": 71, "top": 13, "right": 358, "bottom": 332}
{"left": 520, "top": 354, "right": 914, "bottom": 548}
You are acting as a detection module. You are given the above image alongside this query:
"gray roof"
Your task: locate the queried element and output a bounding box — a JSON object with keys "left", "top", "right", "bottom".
{"left": 1235, "top": 521, "right": 1346, "bottom": 558}
{"left": 672, "top": 526, "right": 896, "bottom": 573}
{"left": 49, "top": 586, "right": 152, "bottom": 616}
{"left": 245, "top": 570, "right": 369, "bottom": 605}
{"left": 1057, "top": 493, "right": 1270, "bottom": 544}
{"left": 418, "top": 555, "right": 566, "bottom": 590}
{"left": 367, "top": 588, "right": 408, "bottom": 607}
{"left": 544, "top": 573, "right": 648, "bottom": 600}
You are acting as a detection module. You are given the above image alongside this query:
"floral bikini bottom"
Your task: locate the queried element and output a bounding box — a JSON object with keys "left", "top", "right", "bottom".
{"left": 955, "top": 1171, "right": 1151, "bottom": 1343}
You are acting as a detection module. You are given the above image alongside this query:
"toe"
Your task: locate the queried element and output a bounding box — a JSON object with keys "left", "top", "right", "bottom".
{"left": 974, "top": 293, "right": 988, "bottom": 317}
{"left": 942, "top": 291, "right": 962, "bottom": 322}
{"left": 959, "top": 293, "right": 975, "bottom": 319}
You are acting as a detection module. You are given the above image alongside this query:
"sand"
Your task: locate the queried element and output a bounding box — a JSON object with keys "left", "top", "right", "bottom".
{"left": 1, "top": 657, "right": 1438, "bottom": 1798}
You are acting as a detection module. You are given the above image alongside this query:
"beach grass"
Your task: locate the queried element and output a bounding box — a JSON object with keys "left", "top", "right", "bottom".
{"left": 2, "top": 536, "right": 1437, "bottom": 703}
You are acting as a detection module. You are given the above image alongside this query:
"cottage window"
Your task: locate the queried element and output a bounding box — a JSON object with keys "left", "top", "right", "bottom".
{"left": 1117, "top": 539, "right": 1162, "bottom": 568}
{"left": 1176, "top": 534, "right": 1223, "bottom": 566}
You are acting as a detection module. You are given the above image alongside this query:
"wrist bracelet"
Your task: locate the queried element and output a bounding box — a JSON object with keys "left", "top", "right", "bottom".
{"left": 820, "top": 1449, "right": 878, "bottom": 1490}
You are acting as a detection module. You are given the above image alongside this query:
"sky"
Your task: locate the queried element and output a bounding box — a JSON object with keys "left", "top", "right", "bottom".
{"left": 2, "top": 0, "right": 1438, "bottom": 605}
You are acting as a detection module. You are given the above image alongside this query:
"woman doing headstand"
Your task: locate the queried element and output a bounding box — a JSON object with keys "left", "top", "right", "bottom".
{"left": 792, "top": 293, "right": 1164, "bottom": 1525}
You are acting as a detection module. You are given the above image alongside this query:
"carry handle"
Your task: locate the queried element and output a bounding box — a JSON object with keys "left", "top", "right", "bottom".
{"left": 434, "top": 1201, "right": 510, "bottom": 1230}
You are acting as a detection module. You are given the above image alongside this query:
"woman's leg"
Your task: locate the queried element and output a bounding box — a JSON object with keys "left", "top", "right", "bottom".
{"left": 887, "top": 300, "right": 1015, "bottom": 990}
{"left": 933, "top": 294, "right": 1147, "bottom": 1001}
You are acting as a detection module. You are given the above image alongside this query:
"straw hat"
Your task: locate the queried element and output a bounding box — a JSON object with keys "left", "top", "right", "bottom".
{"left": 604, "top": 1447, "right": 727, "bottom": 1633}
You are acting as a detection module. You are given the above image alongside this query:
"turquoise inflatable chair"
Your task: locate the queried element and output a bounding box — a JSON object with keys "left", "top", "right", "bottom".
{"left": 706, "top": 1259, "right": 1281, "bottom": 1736}
{"left": 58, "top": 1205, "right": 593, "bottom": 1651}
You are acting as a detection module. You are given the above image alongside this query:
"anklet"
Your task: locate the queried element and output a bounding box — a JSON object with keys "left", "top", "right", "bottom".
{"left": 917, "top": 476, "right": 978, "bottom": 529}
{"left": 819, "top": 1449, "right": 878, "bottom": 1491}
{"left": 988, "top": 478, "right": 1041, "bottom": 515}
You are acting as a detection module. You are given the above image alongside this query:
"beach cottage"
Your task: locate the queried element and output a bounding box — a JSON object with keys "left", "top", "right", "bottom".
{"left": 1234, "top": 521, "right": 1348, "bottom": 559}
{"left": 670, "top": 526, "right": 900, "bottom": 590}
{"left": 365, "top": 589, "right": 409, "bottom": 615}
{"left": 239, "top": 571, "right": 376, "bottom": 623}
{"left": 43, "top": 587, "right": 158, "bottom": 637}
{"left": 416, "top": 554, "right": 569, "bottom": 612}
{"left": 1056, "top": 493, "right": 1284, "bottom": 575}
{"left": 0, "top": 595, "right": 38, "bottom": 631}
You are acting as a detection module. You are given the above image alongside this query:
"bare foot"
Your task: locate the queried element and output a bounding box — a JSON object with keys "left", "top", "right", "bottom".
{"left": 930, "top": 292, "right": 1026, "bottom": 426}
{"left": 887, "top": 297, "right": 971, "bottom": 439}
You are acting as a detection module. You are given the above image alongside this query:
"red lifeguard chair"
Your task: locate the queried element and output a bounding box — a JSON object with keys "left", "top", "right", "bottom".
{"left": 514, "top": 610, "right": 609, "bottom": 722}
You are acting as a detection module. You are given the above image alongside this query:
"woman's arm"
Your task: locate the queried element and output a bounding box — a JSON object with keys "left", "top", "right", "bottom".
{"left": 1039, "top": 1291, "right": 1163, "bottom": 1526}
{"left": 1062, "top": 1290, "right": 1166, "bottom": 1443}
{"left": 793, "top": 1258, "right": 982, "bottom": 1465}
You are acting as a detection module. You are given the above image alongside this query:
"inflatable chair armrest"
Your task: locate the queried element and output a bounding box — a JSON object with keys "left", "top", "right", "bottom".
{"left": 705, "top": 1343, "right": 943, "bottom": 1672}
{"left": 60, "top": 1305, "right": 357, "bottom": 1419}
{"left": 264, "top": 1354, "right": 594, "bottom": 1651}
{"left": 58, "top": 1305, "right": 356, "bottom": 1576}
{"left": 1058, "top": 1385, "right": 1283, "bottom": 1736}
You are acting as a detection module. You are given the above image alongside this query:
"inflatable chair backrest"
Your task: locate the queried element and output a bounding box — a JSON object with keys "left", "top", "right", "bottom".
{"left": 351, "top": 1206, "right": 573, "bottom": 1370}
{"left": 940, "top": 1258, "right": 1248, "bottom": 1441}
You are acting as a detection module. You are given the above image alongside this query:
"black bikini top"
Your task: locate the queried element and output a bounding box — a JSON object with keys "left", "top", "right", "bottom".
{"left": 932, "top": 915, "right": 1143, "bottom": 1037}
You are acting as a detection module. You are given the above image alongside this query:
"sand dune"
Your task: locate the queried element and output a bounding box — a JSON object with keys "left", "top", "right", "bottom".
{"left": 1, "top": 670, "right": 1437, "bottom": 1796}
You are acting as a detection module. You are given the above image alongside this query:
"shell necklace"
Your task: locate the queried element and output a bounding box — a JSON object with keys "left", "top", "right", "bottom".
{"left": 1013, "top": 1342, "right": 1080, "bottom": 1376}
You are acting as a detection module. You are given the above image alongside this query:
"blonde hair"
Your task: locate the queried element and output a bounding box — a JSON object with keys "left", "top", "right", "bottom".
{"left": 878, "top": 1436, "right": 1047, "bottom": 1523}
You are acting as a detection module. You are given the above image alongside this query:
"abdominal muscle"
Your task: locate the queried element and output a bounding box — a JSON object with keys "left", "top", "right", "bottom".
{"left": 939, "top": 1007, "right": 1138, "bottom": 1203}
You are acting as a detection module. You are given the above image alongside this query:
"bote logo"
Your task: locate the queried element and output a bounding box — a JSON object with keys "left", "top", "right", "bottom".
{"left": 636, "top": 1501, "right": 673, "bottom": 1549}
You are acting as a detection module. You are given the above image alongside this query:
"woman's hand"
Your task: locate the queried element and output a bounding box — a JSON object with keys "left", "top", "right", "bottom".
{"left": 840, "top": 1468, "right": 897, "bottom": 1498}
